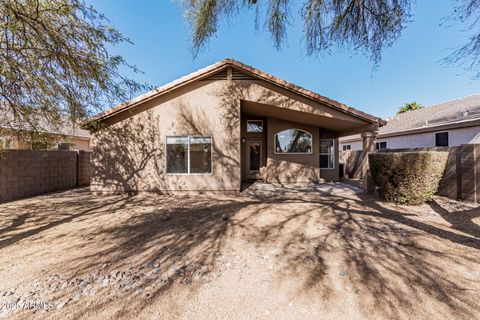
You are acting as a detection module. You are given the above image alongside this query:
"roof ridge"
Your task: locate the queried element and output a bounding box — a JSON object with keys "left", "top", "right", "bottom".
{"left": 84, "top": 58, "right": 384, "bottom": 127}
{"left": 390, "top": 94, "right": 480, "bottom": 120}
{"left": 425, "top": 94, "right": 480, "bottom": 110}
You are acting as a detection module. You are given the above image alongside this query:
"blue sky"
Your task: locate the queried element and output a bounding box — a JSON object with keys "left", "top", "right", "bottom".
{"left": 87, "top": 0, "right": 480, "bottom": 119}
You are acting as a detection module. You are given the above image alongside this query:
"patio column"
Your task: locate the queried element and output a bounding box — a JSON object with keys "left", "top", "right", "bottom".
{"left": 361, "top": 131, "right": 378, "bottom": 193}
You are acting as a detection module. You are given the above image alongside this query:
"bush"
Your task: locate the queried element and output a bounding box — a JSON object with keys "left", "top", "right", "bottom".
{"left": 368, "top": 151, "right": 448, "bottom": 205}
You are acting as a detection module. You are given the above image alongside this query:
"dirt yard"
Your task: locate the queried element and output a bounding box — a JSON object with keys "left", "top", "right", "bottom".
{"left": 0, "top": 182, "right": 479, "bottom": 320}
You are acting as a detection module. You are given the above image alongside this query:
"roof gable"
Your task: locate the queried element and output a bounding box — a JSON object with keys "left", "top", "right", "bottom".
{"left": 83, "top": 58, "right": 384, "bottom": 127}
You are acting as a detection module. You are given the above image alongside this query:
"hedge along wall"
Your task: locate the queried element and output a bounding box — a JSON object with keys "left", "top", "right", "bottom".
{"left": 369, "top": 151, "right": 449, "bottom": 205}
{"left": 340, "top": 146, "right": 475, "bottom": 201}
{"left": 0, "top": 150, "right": 91, "bottom": 203}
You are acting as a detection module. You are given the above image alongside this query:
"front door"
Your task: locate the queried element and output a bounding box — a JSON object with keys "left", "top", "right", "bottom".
{"left": 246, "top": 141, "right": 262, "bottom": 180}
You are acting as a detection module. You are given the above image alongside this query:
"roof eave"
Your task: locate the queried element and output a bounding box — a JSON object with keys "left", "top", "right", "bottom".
{"left": 83, "top": 58, "right": 384, "bottom": 129}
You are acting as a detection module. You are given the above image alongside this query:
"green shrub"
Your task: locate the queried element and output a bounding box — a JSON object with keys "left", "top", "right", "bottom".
{"left": 368, "top": 151, "right": 448, "bottom": 205}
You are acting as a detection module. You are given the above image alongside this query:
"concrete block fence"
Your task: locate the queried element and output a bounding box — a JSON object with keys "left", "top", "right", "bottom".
{"left": 0, "top": 150, "right": 91, "bottom": 203}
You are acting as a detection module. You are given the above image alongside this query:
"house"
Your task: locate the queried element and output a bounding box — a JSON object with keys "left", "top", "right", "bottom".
{"left": 84, "top": 59, "right": 384, "bottom": 193}
{"left": 0, "top": 118, "right": 90, "bottom": 151}
{"left": 340, "top": 95, "right": 480, "bottom": 151}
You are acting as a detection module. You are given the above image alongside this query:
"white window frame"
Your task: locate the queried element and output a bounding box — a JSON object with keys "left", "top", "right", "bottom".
{"left": 165, "top": 135, "right": 213, "bottom": 175}
{"left": 274, "top": 128, "right": 313, "bottom": 155}
{"left": 246, "top": 120, "right": 264, "bottom": 133}
{"left": 320, "top": 139, "right": 335, "bottom": 169}
{"left": 435, "top": 131, "right": 449, "bottom": 147}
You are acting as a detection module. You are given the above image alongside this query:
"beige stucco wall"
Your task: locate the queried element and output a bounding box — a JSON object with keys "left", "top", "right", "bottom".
{"left": 265, "top": 118, "right": 320, "bottom": 183}
{"left": 91, "top": 81, "right": 241, "bottom": 193}
{"left": 91, "top": 78, "right": 359, "bottom": 192}
{"left": 71, "top": 138, "right": 90, "bottom": 151}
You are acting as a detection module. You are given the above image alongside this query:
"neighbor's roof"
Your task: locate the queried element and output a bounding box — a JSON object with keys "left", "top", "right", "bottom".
{"left": 0, "top": 111, "right": 90, "bottom": 139}
{"left": 84, "top": 58, "right": 384, "bottom": 127}
{"left": 340, "top": 94, "right": 480, "bottom": 142}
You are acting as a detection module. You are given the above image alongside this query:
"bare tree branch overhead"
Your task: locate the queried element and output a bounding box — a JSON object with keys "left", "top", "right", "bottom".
{"left": 0, "top": 0, "right": 147, "bottom": 142}
{"left": 444, "top": 0, "right": 480, "bottom": 78}
{"left": 180, "top": 0, "right": 413, "bottom": 63}
{"left": 181, "top": 0, "right": 480, "bottom": 76}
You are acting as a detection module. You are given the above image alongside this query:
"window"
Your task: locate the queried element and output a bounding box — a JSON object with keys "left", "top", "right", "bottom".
{"left": 274, "top": 129, "right": 312, "bottom": 154}
{"left": 189, "top": 137, "right": 212, "bottom": 173}
{"left": 0, "top": 137, "right": 11, "bottom": 150}
{"left": 320, "top": 140, "right": 335, "bottom": 169}
{"left": 435, "top": 132, "right": 449, "bottom": 147}
{"left": 375, "top": 141, "right": 387, "bottom": 150}
{"left": 32, "top": 142, "right": 49, "bottom": 150}
{"left": 247, "top": 120, "right": 263, "bottom": 133}
{"left": 57, "top": 142, "right": 72, "bottom": 151}
{"left": 166, "top": 136, "right": 212, "bottom": 174}
{"left": 342, "top": 145, "right": 351, "bottom": 151}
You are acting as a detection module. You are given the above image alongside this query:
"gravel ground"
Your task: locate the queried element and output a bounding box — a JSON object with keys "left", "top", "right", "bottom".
{"left": 0, "top": 182, "right": 479, "bottom": 320}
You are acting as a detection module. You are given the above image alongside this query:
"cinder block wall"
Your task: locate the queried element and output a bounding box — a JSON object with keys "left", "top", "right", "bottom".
{"left": 77, "top": 151, "right": 91, "bottom": 187}
{"left": 0, "top": 150, "right": 91, "bottom": 203}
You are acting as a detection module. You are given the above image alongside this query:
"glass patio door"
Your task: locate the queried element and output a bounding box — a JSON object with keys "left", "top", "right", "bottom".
{"left": 247, "top": 141, "right": 262, "bottom": 180}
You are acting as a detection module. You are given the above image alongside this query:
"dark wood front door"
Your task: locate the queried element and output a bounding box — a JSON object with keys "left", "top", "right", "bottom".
{"left": 246, "top": 141, "right": 262, "bottom": 180}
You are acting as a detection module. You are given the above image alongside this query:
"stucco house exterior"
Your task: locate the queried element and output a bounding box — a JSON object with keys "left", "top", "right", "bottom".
{"left": 340, "top": 95, "right": 480, "bottom": 151}
{"left": 85, "top": 59, "right": 384, "bottom": 193}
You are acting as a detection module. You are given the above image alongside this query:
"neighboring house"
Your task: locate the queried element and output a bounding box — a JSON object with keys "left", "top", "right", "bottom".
{"left": 84, "top": 58, "right": 384, "bottom": 193}
{"left": 340, "top": 95, "right": 480, "bottom": 151}
{"left": 0, "top": 122, "right": 90, "bottom": 151}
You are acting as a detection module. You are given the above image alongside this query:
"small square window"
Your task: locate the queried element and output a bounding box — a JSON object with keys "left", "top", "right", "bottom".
{"left": 247, "top": 120, "right": 263, "bottom": 133}
{"left": 435, "top": 132, "right": 449, "bottom": 147}
{"left": 342, "top": 145, "right": 351, "bottom": 151}
{"left": 376, "top": 142, "right": 387, "bottom": 150}
{"left": 58, "top": 142, "right": 72, "bottom": 151}
{"left": 0, "top": 137, "right": 11, "bottom": 149}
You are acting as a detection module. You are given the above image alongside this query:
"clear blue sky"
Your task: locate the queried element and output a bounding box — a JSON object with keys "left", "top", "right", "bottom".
{"left": 87, "top": 0, "right": 479, "bottom": 119}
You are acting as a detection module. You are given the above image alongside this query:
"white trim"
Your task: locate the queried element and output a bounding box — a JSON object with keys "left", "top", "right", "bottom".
{"left": 320, "top": 139, "right": 335, "bottom": 169}
{"left": 246, "top": 120, "right": 264, "bottom": 133}
{"left": 165, "top": 135, "right": 213, "bottom": 175}
{"left": 274, "top": 128, "right": 313, "bottom": 155}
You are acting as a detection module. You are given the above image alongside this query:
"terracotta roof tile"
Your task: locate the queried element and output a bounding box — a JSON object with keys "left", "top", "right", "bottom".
{"left": 84, "top": 58, "right": 384, "bottom": 127}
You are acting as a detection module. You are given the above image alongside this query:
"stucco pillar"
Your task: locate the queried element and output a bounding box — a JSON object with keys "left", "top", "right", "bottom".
{"left": 361, "top": 131, "right": 378, "bottom": 193}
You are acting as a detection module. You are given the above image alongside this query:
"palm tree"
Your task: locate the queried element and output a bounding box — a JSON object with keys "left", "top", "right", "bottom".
{"left": 398, "top": 102, "right": 424, "bottom": 114}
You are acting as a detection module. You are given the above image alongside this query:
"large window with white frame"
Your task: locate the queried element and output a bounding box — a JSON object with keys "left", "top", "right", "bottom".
{"left": 320, "top": 139, "right": 335, "bottom": 169}
{"left": 166, "top": 136, "right": 212, "bottom": 174}
{"left": 274, "top": 129, "right": 312, "bottom": 154}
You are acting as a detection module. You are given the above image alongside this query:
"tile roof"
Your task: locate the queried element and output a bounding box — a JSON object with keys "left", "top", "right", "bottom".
{"left": 381, "top": 95, "right": 480, "bottom": 134}
{"left": 340, "top": 94, "right": 480, "bottom": 142}
{"left": 84, "top": 58, "right": 384, "bottom": 127}
{"left": 0, "top": 111, "right": 90, "bottom": 138}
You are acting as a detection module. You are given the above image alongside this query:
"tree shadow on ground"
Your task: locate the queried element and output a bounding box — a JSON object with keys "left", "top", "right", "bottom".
{"left": 428, "top": 199, "right": 480, "bottom": 239}
{"left": 1, "top": 187, "right": 479, "bottom": 319}
{"left": 0, "top": 188, "right": 131, "bottom": 250}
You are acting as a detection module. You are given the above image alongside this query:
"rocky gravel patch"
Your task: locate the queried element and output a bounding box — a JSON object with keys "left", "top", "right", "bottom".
{"left": 0, "top": 259, "right": 210, "bottom": 318}
{"left": 0, "top": 247, "right": 283, "bottom": 318}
